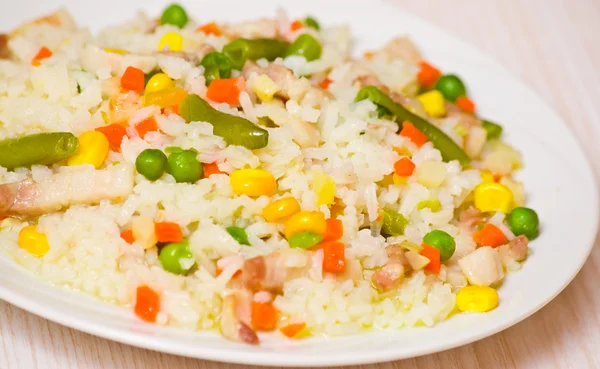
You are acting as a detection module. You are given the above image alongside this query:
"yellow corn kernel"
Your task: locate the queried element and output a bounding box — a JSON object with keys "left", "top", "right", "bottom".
{"left": 416, "top": 160, "right": 446, "bottom": 188}
{"left": 392, "top": 146, "right": 412, "bottom": 157}
{"left": 480, "top": 170, "right": 495, "bottom": 183}
{"left": 104, "top": 47, "right": 127, "bottom": 55}
{"left": 231, "top": 169, "right": 277, "bottom": 197}
{"left": 312, "top": 171, "right": 335, "bottom": 206}
{"left": 473, "top": 182, "right": 514, "bottom": 213}
{"left": 18, "top": 225, "right": 50, "bottom": 257}
{"left": 158, "top": 32, "right": 183, "bottom": 52}
{"left": 284, "top": 211, "right": 326, "bottom": 239}
{"left": 144, "top": 87, "right": 187, "bottom": 108}
{"left": 456, "top": 286, "right": 499, "bottom": 312}
{"left": 377, "top": 174, "right": 394, "bottom": 187}
{"left": 252, "top": 74, "right": 280, "bottom": 102}
{"left": 262, "top": 197, "right": 301, "bottom": 222}
{"left": 417, "top": 90, "right": 446, "bottom": 117}
{"left": 145, "top": 73, "right": 173, "bottom": 94}
{"left": 67, "top": 131, "right": 109, "bottom": 169}
{"left": 392, "top": 173, "right": 407, "bottom": 186}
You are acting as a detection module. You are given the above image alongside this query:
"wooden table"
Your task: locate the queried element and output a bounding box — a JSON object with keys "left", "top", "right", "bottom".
{"left": 2, "top": 0, "right": 599, "bottom": 368}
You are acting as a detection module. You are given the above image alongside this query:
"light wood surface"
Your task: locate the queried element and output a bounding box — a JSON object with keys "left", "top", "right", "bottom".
{"left": 1, "top": 0, "right": 599, "bottom": 368}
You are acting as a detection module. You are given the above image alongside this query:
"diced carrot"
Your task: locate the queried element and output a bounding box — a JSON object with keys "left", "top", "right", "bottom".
{"left": 196, "top": 22, "right": 221, "bottom": 36}
{"left": 400, "top": 121, "right": 428, "bottom": 147}
{"left": 96, "top": 123, "right": 128, "bottom": 150}
{"left": 456, "top": 96, "right": 476, "bottom": 114}
{"left": 135, "top": 116, "right": 159, "bottom": 139}
{"left": 318, "top": 78, "right": 332, "bottom": 89}
{"left": 290, "top": 20, "right": 303, "bottom": 31}
{"left": 0, "top": 215, "right": 7, "bottom": 221}
{"left": 206, "top": 77, "right": 244, "bottom": 105}
{"left": 203, "top": 162, "right": 225, "bottom": 178}
{"left": 417, "top": 61, "right": 441, "bottom": 88}
{"left": 322, "top": 241, "right": 346, "bottom": 273}
{"left": 120, "top": 66, "right": 145, "bottom": 94}
{"left": 473, "top": 224, "right": 508, "bottom": 248}
{"left": 251, "top": 301, "right": 278, "bottom": 331}
{"left": 120, "top": 230, "right": 135, "bottom": 244}
{"left": 31, "top": 46, "right": 52, "bottom": 66}
{"left": 322, "top": 218, "right": 343, "bottom": 242}
{"left": 280, "top": 322, "right": 306, "bottom": 338}
{"left": 394, "top": 157, "right": 416, "bottom": 177}
{"left": 421, "top": 244, "right": 441, "bottom": 274}
{"left": 134, "top": 285, "right": 160, "bottom": 323}
{"left": 154, "top": 222, "right": 183, "bottom": 243}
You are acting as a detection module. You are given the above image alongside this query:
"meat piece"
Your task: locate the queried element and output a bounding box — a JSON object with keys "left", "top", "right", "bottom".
{"left": 371, "top": 245, "right": 410, "bottom": 291}
{"left": 10, "top": 8, "right": 77, "bottom": 39}
{"left": 458, "top": 246, "right": 504, "bottom": 286}
{"left": 0, "top": 164, "right": 134, "bottom": 217}
{"left": 242, "top": 250, "right": 311, "bottom": 293}
{"left": 0, "top": 34, "right": 10, "bottom": 59}
{"left": 506, "top": 235, "right": 528, "bottom": 261}
{"left": 222, "top": 18, "right": 280, "bottom": 39}
{"left": 372, "top": 262, "right": 404, "bottom": 292}
{"left": 109, "top": 91, "right": 142, "bottom": 125}
{"left": 220, "top": 291, "right": 259, "bottom": 344}
{"left": 379, "top": 37, "right": 422, "bottom": 64}
{"left": 289, "top": 119, "right": 320, "bottom": 148}
{"left": 457, "top": 207, "right": 484, "bottom": 229}
{"left": 242, "top": 253, "right": 289, "bottom": 293}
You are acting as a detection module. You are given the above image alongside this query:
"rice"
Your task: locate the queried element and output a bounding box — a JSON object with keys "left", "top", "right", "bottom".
{"left": 0, "top": 5, "right": 532, "bottom": 343}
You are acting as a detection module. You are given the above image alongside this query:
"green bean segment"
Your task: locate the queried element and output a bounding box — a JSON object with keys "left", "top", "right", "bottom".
{"left": 0, "top": 132, "right": 79, "bottom": 170}
{"left": 200, "top": 52, "right": 232, "bottom": 86}
{"left": 482, "top": 120, "right": 503, "bottom": 139}
{"left": 226, "top": 226, "right": 250, "bottom": 246}
{"left": 355, "top": 85, "right": 470, "bottom": 166}
{"left": 222, "top": 38, "right": 290, "bottom": 70}
{"left": 179, "top": 94, "right": 269, "bottom": 149}
{"left": 381, "top": 208, "right": 408, "bottom": 237}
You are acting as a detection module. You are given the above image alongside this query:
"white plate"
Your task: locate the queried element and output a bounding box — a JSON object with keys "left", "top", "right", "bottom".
{"left": 0, "top": 0, "right": 597, "bottom": 366}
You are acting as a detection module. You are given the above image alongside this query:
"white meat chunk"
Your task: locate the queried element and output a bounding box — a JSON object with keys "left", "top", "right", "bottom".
{"left": 458, "top": 246, "right": 504, "bottom": 286}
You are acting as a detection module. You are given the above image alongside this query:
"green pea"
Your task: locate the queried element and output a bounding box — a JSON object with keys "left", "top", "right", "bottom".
{"left": 423, "top": 230, "right": 456, "bottom": 261}
{"left": 482, "top": 120, "right": 503, "bottom": 140}
{"left": 507, "top": 207, "right": 539, "bottom": 239}
{"left": 381, "top": 208, "right": 408, "bottom": 237}
{"left": 200, "top": 52, "right": 232, "bottom": 86}
{"left": 288, "top": 232, "right": 323, "bottom": 249}
{"left": 167, "top": 150, "right": 202, "bottom": 183}
{"left": 303, "top": 16, "right": 320, "bottom": 30}
{"left": 160, "top": 3, "right": 189, "bottom": 28}
{"left": 226, "top": 226, "right": 250, "bottom": 246}
{"left": 135, "top": 149, "right": 167, "bottom": 181}
{"left": 285, "top": 34, "right": 322, "bottom": 62}
{"left": 159, "top": 240, "right": 195, "bottom": 275}
{"left": 435, "top": 74, "right": 467, "bottom": 102}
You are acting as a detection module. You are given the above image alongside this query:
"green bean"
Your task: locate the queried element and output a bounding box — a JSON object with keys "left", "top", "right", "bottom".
{"left": 222, "top": 38, "right": 290, "bottom": 70}
{"left": 381, "top": 207, "right": 408, "bottom": 237}
{"left": 179, "top": 94, "right": 269, "bottom": 149}
{"left": 200, "top": 52, "right": 232, "bottom": 86}
{"left": 284, "top": 34, "right": 322, "bottom": 62}
{"left": 303, "top": 16, "right": 320, "bottom": 30}
{"left": 226, "top": 226, "right": 250, "bottom": 246}
{"left": 355, "top": 85, "right": 470, "bottom": 166}
{"left": 482, "top": 119, "right": 503, "bottom": 139}
{"left": 0, "top": 132, "right": 79, "bottom": 170}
